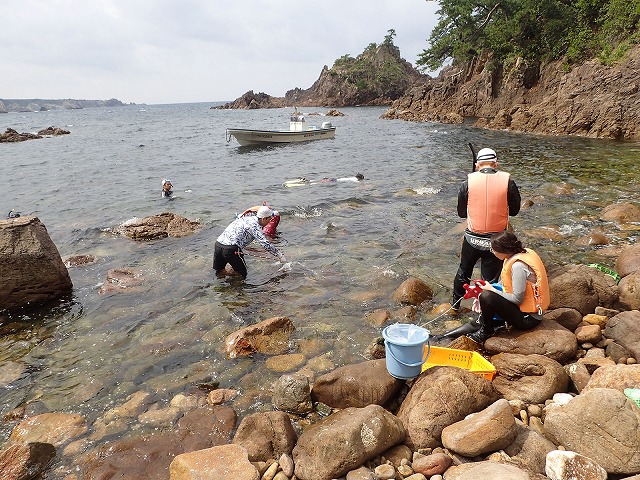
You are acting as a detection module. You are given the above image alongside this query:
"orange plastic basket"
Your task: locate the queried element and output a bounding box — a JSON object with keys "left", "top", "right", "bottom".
{"left": 421, "top": 346, "right": 496, "bottom": 381}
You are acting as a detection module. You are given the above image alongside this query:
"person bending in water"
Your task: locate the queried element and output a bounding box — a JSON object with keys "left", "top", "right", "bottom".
{"left": 315, "top": 173, "right": 364, "bottom": 183}
{"left": 240, "top": 204, "right": 280, "bottom": 236}
{"left": 162, "top": 179, "right": 173, "bottom": 198}
{"left": 213, "top": 206, "right": 287, "bottom": 278}
{"left": 466, "top": 230, "right": 549, "bottom": 344}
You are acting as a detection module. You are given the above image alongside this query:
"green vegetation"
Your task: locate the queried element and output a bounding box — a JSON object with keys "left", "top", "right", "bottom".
{"left": 417, "top": 0, "right": 640, "bottom": 70}
{"left": 330, "top": 30, "right": 407, "bottom": 94}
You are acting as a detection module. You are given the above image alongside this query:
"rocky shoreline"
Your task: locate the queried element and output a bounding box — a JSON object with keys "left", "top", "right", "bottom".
{"left": 1, "top": 203, "right": 640, "bottom": 479}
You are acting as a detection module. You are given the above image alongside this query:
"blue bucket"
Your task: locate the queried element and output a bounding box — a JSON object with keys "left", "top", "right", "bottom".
{"left": 382, "top": 323, "right": 431, "bottom": 380}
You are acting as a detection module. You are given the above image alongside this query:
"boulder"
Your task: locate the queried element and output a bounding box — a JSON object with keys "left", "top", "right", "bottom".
{"left": 311, "top": 359, "right": 403, "bottom": 408}
{"left": 564, "top": 362, "right": 591, "bottom": 393}
{"left": 490, "top": 353, "right": 569, "bottom": 404}
{"left": 98, "top": 268, "right": 144, "bottom": 294}
{"left": 9, "top": 413, "right": 87, "bottom": 447}
{"left": 225, "top": 316, "right": 294, "bottom": 358}
{"left": 0, "top": 442, "right": 56, "bottom": 480}
{"left": 581, "top": 364, "right": 640, "bottom": 393}
{"left": 603, "top": 310, "right": 640, "bottom": 361}
{"left": 545, "top": 450, "right": 607, "bottom": 480}
{"left": 271, "top": 373, "right": 313, "bottom": 415}
{"left": 113, "top": 212, "right": 202, "bottom": 240}
{"left": 232, "top": 411, "right": 297, "bottom": 462}
{"left": 442, "top": 460, "right": 536, "bottom": 479}
{"left": 543, "top": 308, "right": 582, "bottom": 332}
{"left": 292, "top": 405, "right": 405, "bottom": 480}
{"left": 548, "top": 264, "right": 618, "bottom": 315}
{"left": 396, "top": 366, "right": 500, "bottom": 449}
{"left": 601, "top": 202, "right": 640, "bottom": 224}
{"left": 574, "top": 324, "right": 601, "bottom": 344}
{"left": 484, "top": 319, "right": 577, "bottom": 364}
{"left": 169, "top": 444, "right": 259, "bottom": 480}
{"left": 392, "top": 277, "right": 433, "bottom": 305}
{"left": 618, "top": 271, "right": 640, "bottom": 310}
{"left": 441, "top": 399, "right": 517, "bottom": 457}
{"left": 504, "top": 422, "right": 557, "bottom": 475}
{"left": 0, "top": 216, "right": 72, "bottom": 309}
{"left": 543, "top": 388, "right": 640, "bottom": 474}
{"left": 616, "top": 243, "right": 640, "bottom": 277}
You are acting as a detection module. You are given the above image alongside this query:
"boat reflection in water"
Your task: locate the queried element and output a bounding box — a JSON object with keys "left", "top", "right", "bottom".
{"left": 226, "top": 113, "right": 336, "bottom": 146}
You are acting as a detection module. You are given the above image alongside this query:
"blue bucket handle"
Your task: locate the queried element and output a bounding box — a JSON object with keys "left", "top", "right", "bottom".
{"left": 386, "top": 339, "right": 431, "bottom": 368}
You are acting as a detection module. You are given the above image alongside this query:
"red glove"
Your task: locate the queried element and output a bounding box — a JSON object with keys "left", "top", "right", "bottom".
{"left": 463, "top": 279, "right": 487, "bottom": 299}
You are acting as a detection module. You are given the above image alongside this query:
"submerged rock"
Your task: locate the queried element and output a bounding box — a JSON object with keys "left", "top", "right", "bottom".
{"left": 113, "top": 212, "right": 202, "bottom": 240}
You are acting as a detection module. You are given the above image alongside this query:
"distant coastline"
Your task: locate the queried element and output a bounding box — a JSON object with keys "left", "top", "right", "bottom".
{"left": 0, "top": 98, "right": 132, "bottom": 113}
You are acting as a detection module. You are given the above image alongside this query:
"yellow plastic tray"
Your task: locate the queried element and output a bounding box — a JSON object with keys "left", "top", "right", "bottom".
{"left": 421, "top": 346, "right": 496, "bottom": 381}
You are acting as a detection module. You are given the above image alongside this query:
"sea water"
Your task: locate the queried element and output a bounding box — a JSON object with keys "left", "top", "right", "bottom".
{"left": 1, "top": 104, "right": 639, "bottom": 448}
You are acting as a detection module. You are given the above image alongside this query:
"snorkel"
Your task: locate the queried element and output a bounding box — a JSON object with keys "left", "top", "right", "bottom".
{"left": 468, "top": 143, "right": 477, "bottom": 172}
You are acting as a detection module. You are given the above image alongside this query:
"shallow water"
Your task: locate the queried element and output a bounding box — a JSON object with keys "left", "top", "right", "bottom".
{"left": 1, "top": 104, "right": 639, "bottom": 458}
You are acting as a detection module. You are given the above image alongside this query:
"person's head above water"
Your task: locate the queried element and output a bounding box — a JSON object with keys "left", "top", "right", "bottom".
{"left": 256, "top": 206, "right": 273, "bottom": 218}
{"left": 162, "top": 179, "right": 172, "bottom": 189}
{"left": 355, "top": 173, "right": 364, "bottom": 180}
{"left": 475, "top": 148, "right": 498, "bottom": 169}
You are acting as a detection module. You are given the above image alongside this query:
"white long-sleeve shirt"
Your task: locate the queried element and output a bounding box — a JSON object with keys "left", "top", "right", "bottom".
{"left": 216, "top": 216, "right": 281, "bottom": 258}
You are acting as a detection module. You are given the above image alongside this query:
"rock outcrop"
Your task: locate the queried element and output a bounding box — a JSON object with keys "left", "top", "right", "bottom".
{"left": 0, "top": 216, "right": 73, "bottom": 309}
{"left": 217, "top": 42, "right": 425, "bottom": 109}
{"left": 112, "top": 212, "right": 202, "bottom": 240}
{"left": 382, "top": 46, "right": 640, "bottom": 140}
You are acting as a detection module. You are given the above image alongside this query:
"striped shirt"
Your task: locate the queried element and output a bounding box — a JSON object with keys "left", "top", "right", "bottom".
{"left": 217, "top": 216, "right": 281, "bottom": 258}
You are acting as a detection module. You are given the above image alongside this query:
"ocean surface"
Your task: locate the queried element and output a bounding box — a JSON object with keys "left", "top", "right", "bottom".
{"left": 1, "top": 103, "right": 639, "bottom": 459}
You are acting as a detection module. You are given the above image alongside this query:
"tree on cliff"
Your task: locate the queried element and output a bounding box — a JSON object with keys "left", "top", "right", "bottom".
{"left": 417, "top": 0, "right": 639, "bottom": 70}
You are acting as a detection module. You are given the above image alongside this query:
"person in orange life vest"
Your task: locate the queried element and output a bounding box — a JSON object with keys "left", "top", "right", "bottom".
{"left": 467, "top": 230, "right": 549, "bottom": 344}
{"left": 240, "top": 204, "right": 280, "bottom": 236}
{"left": 451, "top": 148, "right": 521, "bottom": 310}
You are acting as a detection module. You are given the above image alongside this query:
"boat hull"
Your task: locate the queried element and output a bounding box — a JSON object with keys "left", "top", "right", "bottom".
{"left": 226, "top": 127, "right": 336, "bottom": 146}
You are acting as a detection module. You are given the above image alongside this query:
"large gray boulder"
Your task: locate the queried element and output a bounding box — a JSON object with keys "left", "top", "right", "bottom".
{"left": 0, "top": 216, "right": 72, "bottom": 309}
{"left": 548, "top": 264, "right": 618, "bottom": 315}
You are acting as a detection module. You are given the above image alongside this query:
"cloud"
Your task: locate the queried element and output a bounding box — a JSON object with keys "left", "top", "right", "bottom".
{"left": 1, "top": 0, "right": 439, "bottom": 104}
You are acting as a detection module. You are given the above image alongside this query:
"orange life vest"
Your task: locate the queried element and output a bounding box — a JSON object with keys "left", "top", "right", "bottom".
{"left": 501, "top": 249, "right": 550, "bottom": 314}
{"left": 467, "top": 171, "right": 510, "bottom": 234}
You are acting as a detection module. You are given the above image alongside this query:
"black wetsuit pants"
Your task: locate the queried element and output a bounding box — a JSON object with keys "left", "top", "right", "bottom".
{"left": 452, "top": 236, "right": 502, "bottom": 306}
{"left": 213, "top": 241, "right": 247, "bottom": 278}
{"left": 478, "top": 290, "right": 541, "bottom": 335}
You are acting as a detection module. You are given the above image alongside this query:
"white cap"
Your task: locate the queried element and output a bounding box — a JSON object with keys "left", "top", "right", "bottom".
{"left": 256, "top": 206, "right": 273, "bottom": 218}
{"left": 476, "top": 148, "right": 497, "bottom": 163}
{"left": 162, "top": 178, "right": 172, "bottom": 186}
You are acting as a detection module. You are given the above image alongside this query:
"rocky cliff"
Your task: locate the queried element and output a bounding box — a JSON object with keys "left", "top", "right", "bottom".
{"left": 382, "top": 46, "right": 640, "bottom": 140}
{"left": 216, "top": 42, "right": 425, "bottom": 109}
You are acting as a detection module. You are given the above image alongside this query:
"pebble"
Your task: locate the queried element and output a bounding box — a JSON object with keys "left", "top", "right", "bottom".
{"left": 374, "top": 463, "right": 395, "bottom": 479}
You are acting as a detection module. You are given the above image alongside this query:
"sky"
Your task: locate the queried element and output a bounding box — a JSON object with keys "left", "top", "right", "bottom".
{"left": 1, "top": 1, "right": 441, "bottom": 105}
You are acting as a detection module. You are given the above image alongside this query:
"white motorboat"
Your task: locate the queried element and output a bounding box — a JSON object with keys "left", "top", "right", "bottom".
{"left": 226, "top": 114, "right": 336, "bottom": 146}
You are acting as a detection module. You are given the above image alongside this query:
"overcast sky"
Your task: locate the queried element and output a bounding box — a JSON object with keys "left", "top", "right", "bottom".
{"left": 2, "top": 1, "right": 441, "bottom": 105}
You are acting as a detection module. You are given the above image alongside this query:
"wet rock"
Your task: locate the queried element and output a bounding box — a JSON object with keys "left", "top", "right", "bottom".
{"left": 616, "top": 243, "right": 640, "bottom": 277}
{"left": 548, "top": 264, "right": 618, "bottom": 315}
{"left": 113, "top": 212, "right": 202, "bottom": 240}
{"left": 272, "top": 373, "right": 313, "bottom": 415}
{"left": 0, "top": 216, "right": 73, "bottom": 309}
{"left": 618, "top": 271, "right": 640, "bottom": 310}
{"left": 601, "top": 202, "right": 640, "bottom": 224}
{"left": 0, "top": 361, "right": 27, "bottom": 387}
{"left": 311, "top": 358, "right": 403, "bottom": 409}
{"left": 9, "top": 413, "right": 87, "bottom": 447}
{"left": 232, "top": 411, "right": 297, "bottom": 462}
{"left": 545, "top": 450, "right": 607, "bottom": 480}
{"left": 207, "top": 388, "right": 238, "bottom": 405}
{"left": 169, "top": 444, "right": 259, "bottom": 480}
{"left": 64, "top": 254, "right": 96, "bottom": 267}
{"left": 265, "top": 353, "right": 306, "bottom": 372}
{"left": 98, "top": 268, "right": 144, "bottom": 294}
{"left": 392, "top": 277, "right": 433, "bottom": 305}
{"left": 225, "top": 316, "right": 295, "bottom": 358}
{"left": 293, "top": 405, "right": 405, "bottom": 480}
{"left": 396, "top": 366, "right": 499, "bottom": 449}
{"left": 37, "top": 126, "right": 70, "bottom": 136}
{"left": 484, "top": 319, "right": 577, "bottom": 364}
{"left": 0, "top": 127, "right": 42, "bottom": 142}
{"left": 543, "top": 388, "right": 640, "bottom": 474}
{"left": 442, "top": 399, "right": 517, "bottom": 457}
{"left": 575, "top": 232, "right": 609, "bottom": 246}
{"left": 366, "top": 308, "right": 392, "bottom": 327}
{"left": 490, "top": 353, "right": 569, "bottom": 404}
{"left": 102, "top": 390, "right": 156, "bottom": 423}
{"left": 544, "top": 308, "right": 583, "bottom": 332}
{"left": 0, "top": 442, "right": 56, "bottom": 480}
{"left": 603, "top": 310, "right": 640, "bottom": 361}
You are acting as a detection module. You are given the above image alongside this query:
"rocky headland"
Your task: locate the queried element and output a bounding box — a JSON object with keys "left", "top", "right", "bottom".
{"left": 216, "top": 40, "right": 425, "bottom": 110}
{"left": 382, "top": 46, "right": 640, "bottom": 140}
